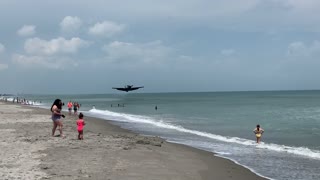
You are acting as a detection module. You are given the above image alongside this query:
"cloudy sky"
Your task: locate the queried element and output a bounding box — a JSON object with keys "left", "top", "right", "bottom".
{"left": 1, "top": 0, "right": 320, "bottom": 94}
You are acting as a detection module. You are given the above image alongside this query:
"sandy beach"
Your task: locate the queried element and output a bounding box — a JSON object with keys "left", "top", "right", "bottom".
{"left": 0, "top": 101, "right": 266, "bottom": 180}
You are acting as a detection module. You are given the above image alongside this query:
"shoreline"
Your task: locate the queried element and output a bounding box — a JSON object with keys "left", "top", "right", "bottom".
{"left": 65, "top": 107, "right": 271, "bottom": 180}
{"left": 0, "top": 101, "right": 267, "bottom": 179}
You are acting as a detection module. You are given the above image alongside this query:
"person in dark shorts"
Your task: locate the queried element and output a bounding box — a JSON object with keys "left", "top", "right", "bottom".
{"left": 73, "top": 102, "right": 78, "bottom": 115}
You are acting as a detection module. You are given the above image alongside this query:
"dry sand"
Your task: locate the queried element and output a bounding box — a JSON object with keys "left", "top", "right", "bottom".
{"left": 0, "top": 101, "right": 267, "bottom": 180}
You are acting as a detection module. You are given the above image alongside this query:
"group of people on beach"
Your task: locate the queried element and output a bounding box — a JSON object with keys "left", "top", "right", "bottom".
{"left": 67, "top": 101, "right": 81, "bottom": 115}
{"left": 51, "top": 99, "right": 85, "bottom": 140}
{"left": 3, "top": 97, "right": 41, "bottom": 105}
{"left": 49, "top": 98, "right": 264, "bottom": 143}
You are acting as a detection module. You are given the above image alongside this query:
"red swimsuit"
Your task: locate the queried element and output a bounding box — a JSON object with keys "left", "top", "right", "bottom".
{"left": 77, "top": 119, "right": 85, "bottom": 131}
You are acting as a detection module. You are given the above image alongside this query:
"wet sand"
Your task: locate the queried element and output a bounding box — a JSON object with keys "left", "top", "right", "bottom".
{"left": 0, "top": 101, "right": 267, "bottom": 180}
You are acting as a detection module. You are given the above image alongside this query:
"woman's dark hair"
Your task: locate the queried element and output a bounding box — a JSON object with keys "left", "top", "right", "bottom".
{"left": 79, "top": 112, "right": 84, "bottom": 119}
{"left": 256, "top": 124, "right": 260, "bottom": 131}
{"left": 51, "top": 99, "right": 62, "bottom": 112}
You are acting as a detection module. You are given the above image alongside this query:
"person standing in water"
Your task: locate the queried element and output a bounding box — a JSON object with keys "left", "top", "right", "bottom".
{"left": 73, "top": 102, "right": 78, "bottom": 115}
{"left": 67, "top": 101, "right": 73, "bottom": 115}
{"left": 253, "top": 124, "right": 264, "bottom": 143}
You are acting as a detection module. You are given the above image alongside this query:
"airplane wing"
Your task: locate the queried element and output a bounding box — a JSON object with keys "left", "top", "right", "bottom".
{"left": 130, "top": 86, "right": 144, "bottom": 90}
{"left": 112, "top": 88, "right": 127, "bottom": 91}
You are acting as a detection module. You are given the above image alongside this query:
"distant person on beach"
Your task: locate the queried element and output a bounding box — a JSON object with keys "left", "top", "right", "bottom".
{"left": 76, "top": 113, "right": 86, "bottom": 140}
{"left": 67, "top": 101, "right": 73, "bottom": 115}
{"left": 50, "top": 99, "right": 65, "bottom": 138}
{"left": 73, "top": 102, "right": 78, "bottom": 115}
{"left": 253, "top": 124, "right": 264, "bottom": 143}
{"left": 155, "top": 106, "right": 157, "bottom": 110}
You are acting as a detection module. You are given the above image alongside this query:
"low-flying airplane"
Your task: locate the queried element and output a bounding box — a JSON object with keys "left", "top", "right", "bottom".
{"left": 112, "top": 85, "right": 144, "bottom": 92}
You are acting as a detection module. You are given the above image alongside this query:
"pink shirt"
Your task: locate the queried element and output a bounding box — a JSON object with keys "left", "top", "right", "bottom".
{"left": 77, "top": 119, "right": 85, "bottom": 131}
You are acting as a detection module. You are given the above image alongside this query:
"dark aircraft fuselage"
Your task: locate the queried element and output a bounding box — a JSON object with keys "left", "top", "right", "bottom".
{"left": 112, "top": 85, "right": 144, "bottom": 92}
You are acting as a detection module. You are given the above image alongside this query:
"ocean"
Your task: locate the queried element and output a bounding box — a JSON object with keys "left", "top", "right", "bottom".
{"left": 8, "top": 91, "right": 320, "bottom": 180}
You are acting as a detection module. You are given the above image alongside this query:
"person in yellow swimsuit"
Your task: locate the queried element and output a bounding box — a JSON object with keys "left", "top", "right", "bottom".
{"left": 253, "top": 124, "right": 264, "bottom": 143}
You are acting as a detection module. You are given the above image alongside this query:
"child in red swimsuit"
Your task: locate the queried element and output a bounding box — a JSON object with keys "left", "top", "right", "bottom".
{"left": 76, "top": 113, "right": 86, "bottom": 140}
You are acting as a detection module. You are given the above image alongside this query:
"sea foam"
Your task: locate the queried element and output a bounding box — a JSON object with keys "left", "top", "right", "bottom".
{"left": 89, "top": 108, "right": 320, "bottom": 160}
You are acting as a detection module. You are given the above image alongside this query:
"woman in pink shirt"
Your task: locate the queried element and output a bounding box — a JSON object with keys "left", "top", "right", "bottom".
{"left": 76, "top": 113, "right": 86, "bottom": 140}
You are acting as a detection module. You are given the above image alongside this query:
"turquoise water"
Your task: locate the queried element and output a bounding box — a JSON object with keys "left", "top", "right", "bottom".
{"left": 17, "top": 91, "right": 320, "bottom": 180}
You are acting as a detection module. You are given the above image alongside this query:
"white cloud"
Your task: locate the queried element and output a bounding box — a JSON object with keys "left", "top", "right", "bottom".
{"left": 17, "top": 25, "right": 36, "bottom": 37}
{"left": 279, "top": 0, "right": 320, "bottom": 11}
{"left": 102, "top": 40, "right": 173, "bottom": 64}
{"left": 5, "top": 1, "right": 320, "bottom": 34}
{"left": 88, "top": 21, "right": 125, "bottom": 37}
{"left": 0, "top": 64, "right": 8, "bottom": 70}
{"left": 221, "top": 49, "right": 235, "bottom": 56}
{"left": 12, "top": 54, "right": 77, "bottom": 69}
{"left": 178, "top": 55, "right": 193, "bottom": 62}
{"left": 287, "top": 41, "right": 320, "bottom": 57}
{"left": 0, "top": 43, "right": 5, "bottom": 53}
{"left": 85, "top": 0, "right": 259, "bottom": 19}
{"left": 24, "top": 37, "right": 91, "bottom": 55}
{"left": 60, "top": 16, "right": 82, "bottom": 33}
{"left": 287, "top": 42, "right": 307, "bottom": 56}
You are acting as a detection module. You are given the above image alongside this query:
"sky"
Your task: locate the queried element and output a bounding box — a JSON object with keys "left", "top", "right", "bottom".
{"left": 1, "top": 0, "right": 320, "bottom": 94}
